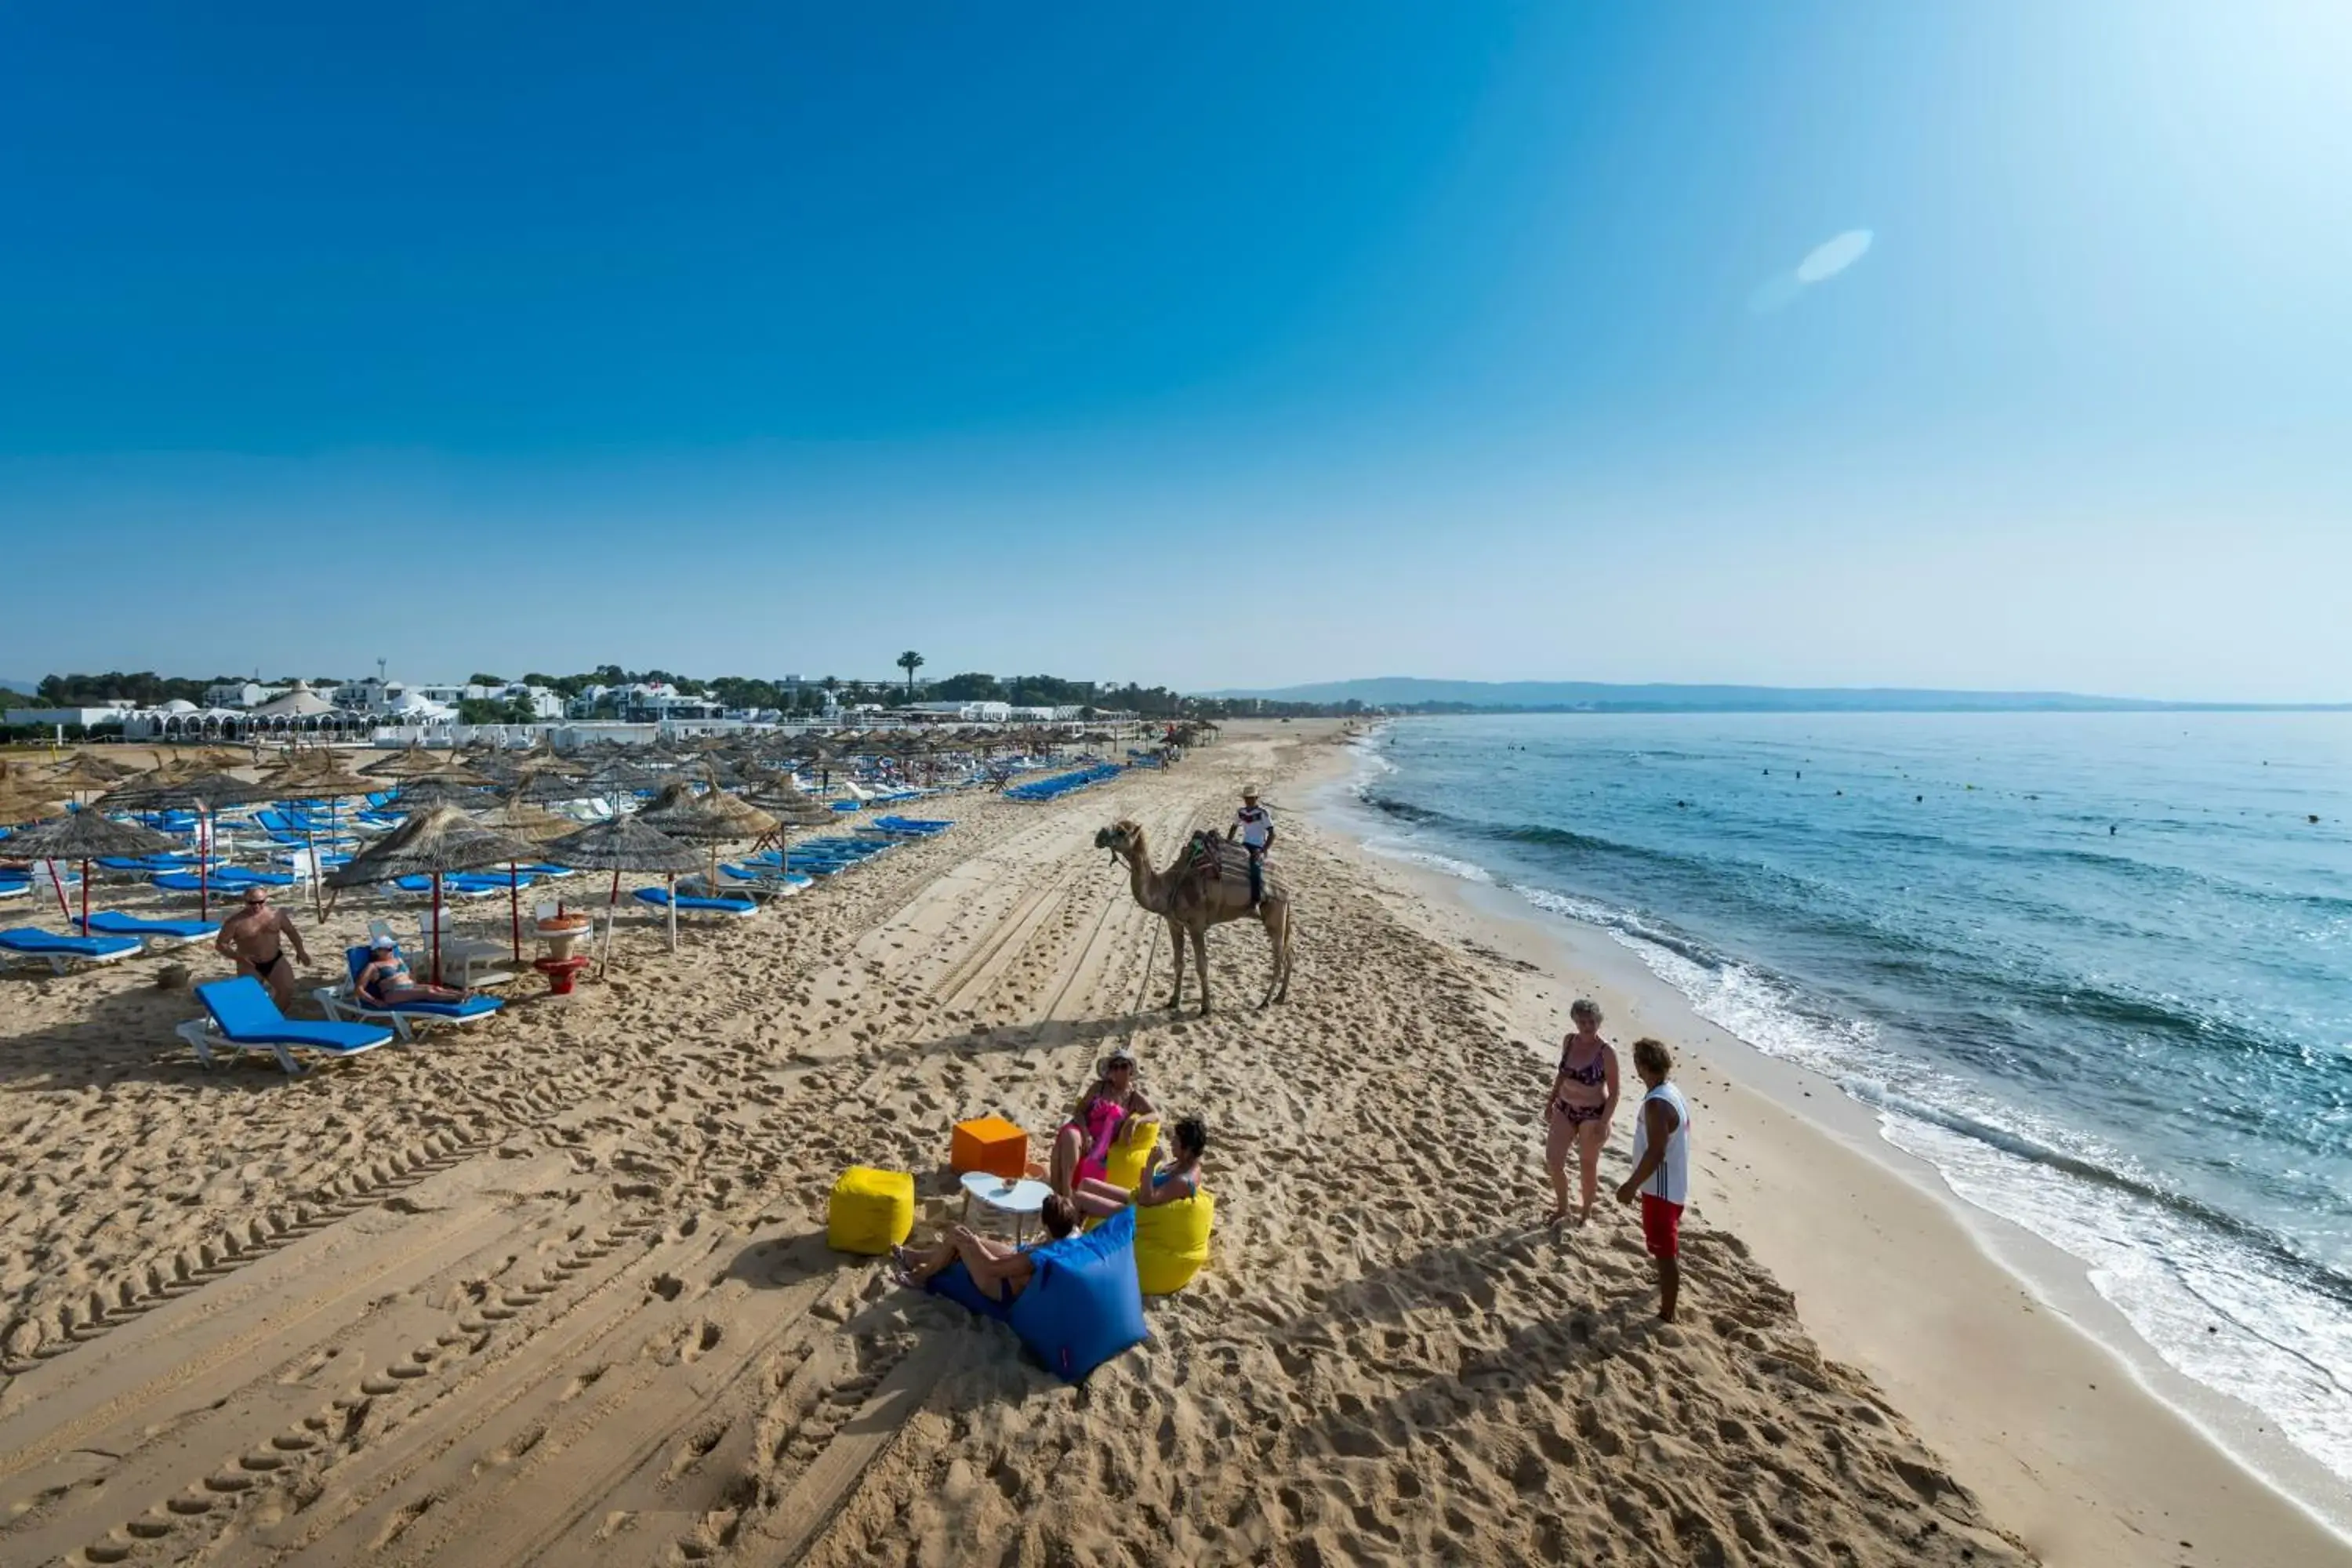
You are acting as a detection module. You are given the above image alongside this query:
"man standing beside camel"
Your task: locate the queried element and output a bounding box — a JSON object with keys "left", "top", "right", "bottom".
{"left": 1229, "top": 785, "right": 1275, "bottom": 909}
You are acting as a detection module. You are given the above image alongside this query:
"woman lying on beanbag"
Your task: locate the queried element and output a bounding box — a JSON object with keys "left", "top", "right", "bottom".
{"left": 893, "top": 1193, "right": 1080, "bottom": 1303}
{"left": 1071, "top": 1116, "right": 1207, "bottom": 1221}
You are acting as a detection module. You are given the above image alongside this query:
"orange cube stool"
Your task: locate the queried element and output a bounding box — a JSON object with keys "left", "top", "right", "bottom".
{"left": 952, "top": 1116, "right": 1029, "bottom": 1180}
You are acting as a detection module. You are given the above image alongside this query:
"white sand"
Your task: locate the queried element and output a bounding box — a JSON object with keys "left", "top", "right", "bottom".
{"left": 0, "top": 722, "right": 2330, "bottom": 1565}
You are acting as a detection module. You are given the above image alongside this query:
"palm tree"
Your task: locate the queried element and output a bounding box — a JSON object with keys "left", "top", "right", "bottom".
{"left": 896, "top": 650, "right": 925, "bottom": 698}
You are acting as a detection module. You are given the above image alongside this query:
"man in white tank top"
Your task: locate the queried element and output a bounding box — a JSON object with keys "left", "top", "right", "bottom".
{"left": 1616, "top": 1036, "right": 1691, "bottom": 1323}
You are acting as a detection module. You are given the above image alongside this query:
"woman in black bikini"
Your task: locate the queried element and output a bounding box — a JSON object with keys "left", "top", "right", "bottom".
{"left": 1542, "top": 998, "right": 1619, "bottom": 1228}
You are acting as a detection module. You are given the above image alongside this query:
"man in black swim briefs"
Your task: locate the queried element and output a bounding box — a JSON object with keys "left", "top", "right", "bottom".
{"left": 214, "top": 887, "right": 312, "bottom": 1009}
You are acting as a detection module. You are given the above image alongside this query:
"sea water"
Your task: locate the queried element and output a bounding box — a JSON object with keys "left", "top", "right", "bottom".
{"left": 1339, "top": 711, "right": 2352, "bottom": 1490}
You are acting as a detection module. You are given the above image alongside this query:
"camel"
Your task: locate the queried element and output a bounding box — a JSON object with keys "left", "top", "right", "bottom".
{"left": 1094, "top": 818, "right": 1294, "bottom": 1015}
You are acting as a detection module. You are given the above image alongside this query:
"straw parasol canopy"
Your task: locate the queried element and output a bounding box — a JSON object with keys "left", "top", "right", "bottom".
{"left": 387, "top": 759, "right": 495, "bottom": 810}
{"left": 326, "top": 804, "right": 542, "bottom": 984}
{"left": 4, "top": 810, "right": 183, "bottom": 931}
{"left": 581, "top": 757, "right": 660, "bottom": 794}
{"left": 42, "top": 753, "right": 139, "bottom": 792}
{"left": 5, "top": 811, "right": 180, "bottom": 861}
{"left": 639, "top": 778, "right": 779, "bottom": 893}
{"left": 93, "top": 765, "right": 276, "bottom": 918}
{"left": 325, "top": 804, "right": 539, "bottom": 889}
{"left": 541, "top": 815, "right": 704, "bottom": 875}
{"left": 100, "top": 766, "right": 274, "bottom": 814}
{"left": 542, "top": 813, "right": 706, "bottom": 962}
{"left": 0, "top": 761, "right": 67, "bottom": 827}
{"left": 361, "top": 746, "right": 452, "bottom": 779}
{"left": 261, "top": 753, "right": 378, "bottom": 798}
{"left": 742, "top": 781, "right": 836, "bottom": 830}
{"left": 470, "top": 795, "right": 578, "bottom": 845}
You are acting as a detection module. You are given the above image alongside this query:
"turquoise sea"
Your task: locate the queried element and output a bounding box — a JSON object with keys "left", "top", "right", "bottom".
{"left": 1341, "top": 711, "right": 2352, "bottom": 1489}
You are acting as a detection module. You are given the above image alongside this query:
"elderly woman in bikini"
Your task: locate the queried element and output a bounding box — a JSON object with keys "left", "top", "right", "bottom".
{"left": 1542, "top": 998, "right": 1620, "bottom": 1229}
{"left": 1047, "top": 1047, "right": 1159, "bottom": 1196}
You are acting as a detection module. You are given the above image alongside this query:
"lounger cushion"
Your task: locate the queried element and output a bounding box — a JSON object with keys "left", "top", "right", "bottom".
{"left": 0, "top": 929, "right": 141, "bottom": 960}
{"left": 196, "top": 977, "right": 393, "bottom": 1052}
{"left": 79, "top": 913, "right": 220, "bottom": 939}
{"left": 632, "top": 888, "right": 757, "bottom": 914}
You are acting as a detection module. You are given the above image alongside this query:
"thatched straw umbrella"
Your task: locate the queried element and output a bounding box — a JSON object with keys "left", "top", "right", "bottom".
{"left": 2, "top": 810, "right": 181, "bottom": 934}
{"left": 260, "top": 754, "right": 382, "bottom": 916}
{"left": 42, "top": 751, "right": 138, "bottom": 806}
{"left": 581, "top": 757, "right": 659, "bottom": 803}
{"left": 639, "top": 778, "right": 779, "bottom": 902}
{"left": 361, "top": 745, "right": 451, "bottom": 779}
{"left": 541, "top": 815, "right": 703, "bottom": 965}
{"left": 325, "top": 805, "right": 539, "bottom": 985}
{"left": 98, "top": 767, "right": 274, "bottom": 920}
{"left": 470, "top": 793, "right": 583, "bottom": 964}
{"left": 740, "top": 778, "right": 835, "bottom": 884}
{"left": 0, "top": 765, "right": 74, "bottom": 921}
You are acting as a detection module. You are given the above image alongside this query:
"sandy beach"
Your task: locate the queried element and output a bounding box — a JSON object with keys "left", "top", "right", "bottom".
{"left": 0, "top": 722, "right": 2339, "bottom": 1566}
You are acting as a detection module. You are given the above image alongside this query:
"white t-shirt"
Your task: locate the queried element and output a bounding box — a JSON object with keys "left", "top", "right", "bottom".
{"left": 1235, "top": 804, "right": 1272, "bottom": 848}
{"left": 1630, "top": 1081, "right": 1690, "bottom": 1207}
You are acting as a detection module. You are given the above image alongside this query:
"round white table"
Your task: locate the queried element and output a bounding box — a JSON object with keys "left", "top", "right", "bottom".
{"left": 959, "top": 1171, "right": 1054, "bottom": 1244}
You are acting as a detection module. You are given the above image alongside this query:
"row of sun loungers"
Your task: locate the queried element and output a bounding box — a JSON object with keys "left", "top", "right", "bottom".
{"left": 1004, "top": 763, "right": 1123, "bottom": 802}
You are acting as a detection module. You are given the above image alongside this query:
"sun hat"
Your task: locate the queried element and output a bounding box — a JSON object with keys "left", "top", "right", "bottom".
{"left": 1242, "top": 784, "right": 1260, "bottom": 797}
{"left": 370, "top": 933, "right": 397, "bottom": 950}
{"left": 1105, "top": 1046, "right": 1137, "bottom": 1068}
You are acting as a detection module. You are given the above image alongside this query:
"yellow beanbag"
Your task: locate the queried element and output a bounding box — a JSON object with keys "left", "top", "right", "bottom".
{"left": 827, "top": 1167, "right": 914, "bottom": 1255}
{"left": 1102, "top": 1120, "right": 1160, "bottom": 1190}
{"left": 1134, "top": 1190, "right": 1214, "bottom": 1295}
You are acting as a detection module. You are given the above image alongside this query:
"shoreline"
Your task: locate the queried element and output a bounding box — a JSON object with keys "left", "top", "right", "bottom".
{"left": 1301, "top": 735, "right": 2352, "bottom": 1565}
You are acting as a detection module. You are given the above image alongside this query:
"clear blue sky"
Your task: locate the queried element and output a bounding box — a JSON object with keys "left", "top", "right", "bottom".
{"left": 3, "top": 3, "right": 2347, "bottom": 699}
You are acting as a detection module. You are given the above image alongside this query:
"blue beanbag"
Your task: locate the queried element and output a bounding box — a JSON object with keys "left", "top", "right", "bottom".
{"left": 927, "top": 1207, "right": 1148, "bottom": 1382}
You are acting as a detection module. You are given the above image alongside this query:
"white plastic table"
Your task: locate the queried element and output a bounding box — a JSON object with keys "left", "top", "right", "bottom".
{"left": 959, "top": 1171, "right": 1054, "bottom": 1244}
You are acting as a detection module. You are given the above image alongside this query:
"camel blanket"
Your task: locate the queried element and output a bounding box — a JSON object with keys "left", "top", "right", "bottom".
{"left": 1179, "top": 832, "right": 1279, "bottom": 901}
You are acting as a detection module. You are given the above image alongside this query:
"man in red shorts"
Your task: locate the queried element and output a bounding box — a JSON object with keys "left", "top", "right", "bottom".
{"left": 1615, "top": 1036, "right": 1690, "bottom": 1323}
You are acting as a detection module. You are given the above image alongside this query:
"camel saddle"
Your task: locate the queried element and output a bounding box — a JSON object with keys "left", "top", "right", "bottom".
{"left": 1179, "top": 831, "right": 1271, "bottom": 896}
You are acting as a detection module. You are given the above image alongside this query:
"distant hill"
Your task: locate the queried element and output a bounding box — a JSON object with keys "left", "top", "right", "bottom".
{"left": 1201, "top": 677, "right": 2343, "bottom": 713}
{"left": 0, "top": 681, "right": 37, "bottom": 702}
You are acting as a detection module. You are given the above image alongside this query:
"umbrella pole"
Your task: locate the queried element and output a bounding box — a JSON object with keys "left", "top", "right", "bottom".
{"left": 510, "top": 861, "right": 521, "bottom": 967}
{"left": 306, "top": 823, "right": 321, "bottom": 920}
{"left": 666, "top": 874, "right": 677, "bottom": 953}
{"left": 81, "top": 858, "right": 91, "bottom": 932}
{"left": 602, "top": 868, "right": 620, "bottom": 976}
{"left": 432, "top": 871, "right": 444, "bottom": 988}
{"left": 198, "top": 807, "right": 211, "bottom": 921}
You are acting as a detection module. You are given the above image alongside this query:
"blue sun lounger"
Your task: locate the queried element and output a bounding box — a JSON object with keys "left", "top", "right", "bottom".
{"left": 632, "top": 887, "right": 759, "bottom": 917}
{"left": 313, "top": 946, "right": 503, "bottom": 1040}
{"left": 176, "top": 975, "right": 396, "bottom": 1076}
{"left": 387, "top": 873, "right": 514, "bottom": 898}
{"left": 0, "top": 928, "right": 143, "bottom": 973}
{"left": 713, "top": 865, "right": 815, "bottom": 895}
{"left": 153, "top": 868, "right": 298, "bottom": 893}
{"left": 75, "top": 911, "right": 222, "bottom": 951}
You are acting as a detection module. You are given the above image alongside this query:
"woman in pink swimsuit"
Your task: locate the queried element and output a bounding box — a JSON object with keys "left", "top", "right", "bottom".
{"left": 1047, "top": 1047, "right": 1158, "bottom": 1197}
{"left": 1542, "top": 998, "right": 1619, "bottom": 1229}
